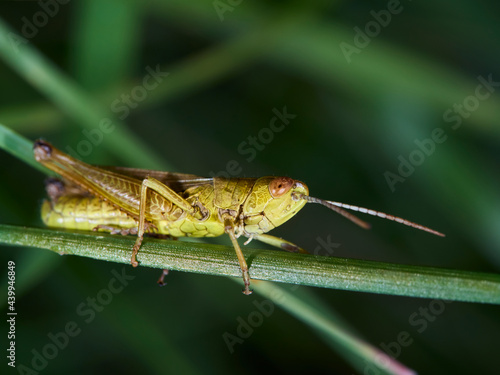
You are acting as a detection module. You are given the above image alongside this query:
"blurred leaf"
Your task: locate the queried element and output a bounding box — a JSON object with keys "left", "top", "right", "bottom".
{"left": 251, "top": 281, "right": 417, "bottom": 375}
{"left": 0, "top": 123, "right": 52, "bottom": 174}
{"left": 70, "top": 0, "right": 140, "bottom": 91}
{"left": 152, "top": 0, "right": 500, "bottom": 134}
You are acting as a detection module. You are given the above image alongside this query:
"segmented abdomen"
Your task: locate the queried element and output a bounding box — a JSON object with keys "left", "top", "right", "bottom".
{"left": 42, "top": 196, "right": 137, "bottom": 231}
{"left": 41, "top": 185, "right": 226, "bottom": 238}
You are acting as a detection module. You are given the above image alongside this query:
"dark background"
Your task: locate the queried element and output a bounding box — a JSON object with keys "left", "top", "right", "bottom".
{"left": 1, "top": 1, "right": 500, "bottom": 374}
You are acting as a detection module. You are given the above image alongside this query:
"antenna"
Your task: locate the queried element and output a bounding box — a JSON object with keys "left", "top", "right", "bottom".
{"left": 298, "top": 194, "right": 445, "bottom": 237}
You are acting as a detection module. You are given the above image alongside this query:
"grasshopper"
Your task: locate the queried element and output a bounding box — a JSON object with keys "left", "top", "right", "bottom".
{"left": 33, "top": 139, "right": 444, "bottom": 295}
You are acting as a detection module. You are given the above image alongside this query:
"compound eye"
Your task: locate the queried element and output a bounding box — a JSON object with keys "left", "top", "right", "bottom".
{"left": 269, "top": 177, "right": 294, "bottom": 198}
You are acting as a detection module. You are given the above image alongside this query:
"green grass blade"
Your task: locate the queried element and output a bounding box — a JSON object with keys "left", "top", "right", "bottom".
{"left": 1, "top": 225, "right": 499, "bottom": 304}
{"left": 0, "top": 123, "right": 53, "bottom": 175}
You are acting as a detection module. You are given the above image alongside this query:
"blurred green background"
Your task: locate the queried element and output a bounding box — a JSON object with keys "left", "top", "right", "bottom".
{"left": 1, "top": 0, "right": 500, "bottom": 374}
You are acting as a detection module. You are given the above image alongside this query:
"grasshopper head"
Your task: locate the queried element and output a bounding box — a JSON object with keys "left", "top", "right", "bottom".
{"left": 242, "top": 177, "right": 309, "bottom": 234}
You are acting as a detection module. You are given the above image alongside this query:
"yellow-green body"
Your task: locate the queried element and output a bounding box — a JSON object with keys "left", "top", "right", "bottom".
{"left": 42, "top": 184, "right": 224, "bottom": 237}
{"left": 41, "top": 176, "right": 307, "bottom": 239}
